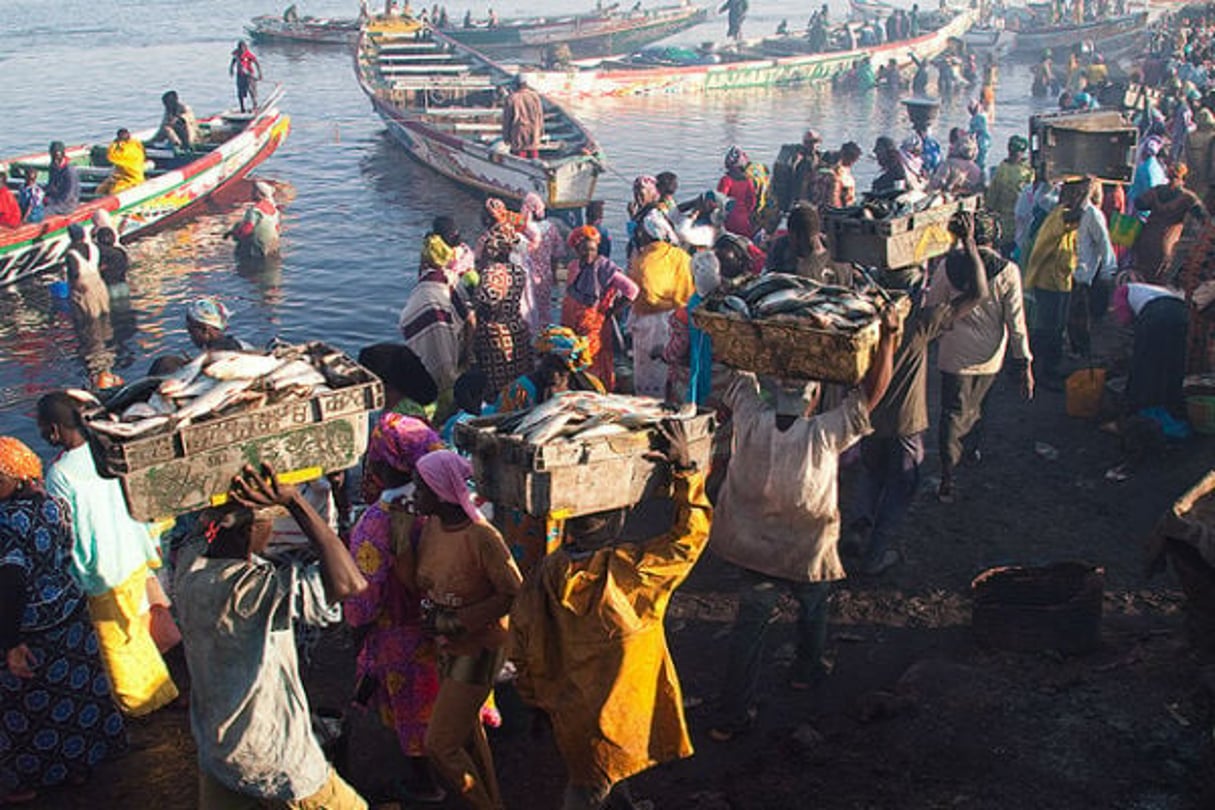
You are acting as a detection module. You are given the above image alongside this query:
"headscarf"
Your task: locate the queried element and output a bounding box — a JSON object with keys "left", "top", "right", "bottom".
{"left": 485, "top": 197, "right": 524, "bottom": 230}
{"left": 0, "top": 436, "right": 42, "bottom": 482}
{"left": 567, "top": 225, "right": 601, "bottom": 250}
{"left": 534, "top": 325, "right": 591, "bottom": 371}
{"left": 367, "top": 412, "right": 443, "bottom": 475}
{"left": 692, "top": 250, "right": 721, "bottom": 298}
{"left": 1141, "top": 135, "right": 1165, "bottom": 160}
{"left": 641, "top": 208, "right": 677, "bottom": 243}
{"left": 724, "top": 145, "right": 749, "bottom": 171}
{"left": 521, "top": 191, "right": 545, "bottom": 219}
{"left": 93, "top": 209, "right": 115, "bottom": 233}
{"left": 632, "top": 175, "right": 659, "bottom": 208}
{"left": 482, "top": 222, "right": 518, "bottom": 260}
{"left": 1008, "top": 134, "right": 1029, "bottom": 154}
{"left": 416, "top": 449, "right": 484, "bottom": 523}
{"left": 421, "top": 233, "right": 454, "bottom": 269}
{"left": 186, "top": 297, "right": 230, "bottom": 331}
{"left": 253, "top": 181, "right": 276, "bottom": 203}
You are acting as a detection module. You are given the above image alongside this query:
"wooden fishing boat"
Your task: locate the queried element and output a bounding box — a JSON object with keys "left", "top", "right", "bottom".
{"left": 356, "top": 18, "right": 605, "bottom": 209}
{"left": 1009, "top": 10, "right": 1148, "bottom": 54}
{"left": 520, "top": 8, "right": 976, "bottom": 98}
{"left": 961, "top": 25, "right": 1018, "bottom": 54}
{"left": 441, "top": 2, "right": 709, "bottom": 61}
{"left": 0, "top": 87, "right": 291, "bottom": 288}
{"left": 248, "top": 14, "right": 360, "bottom": 45}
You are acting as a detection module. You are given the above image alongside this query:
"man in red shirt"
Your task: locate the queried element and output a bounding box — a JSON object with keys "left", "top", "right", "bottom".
{"left": 229, "top": 40, "right": 263, "bottom": 113}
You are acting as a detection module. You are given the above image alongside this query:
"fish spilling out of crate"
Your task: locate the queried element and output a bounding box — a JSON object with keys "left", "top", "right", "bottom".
{"left": 702, "top": 273, "right": 886, "bottom": 332}
{"left": 76, "top": 344, "right": 369, "bottom": 441}
{"left": 825, "top": 189, "right": 952, "bottom": 221}
{"left": 483, "top": 392, "right": 698, "bottom": 445}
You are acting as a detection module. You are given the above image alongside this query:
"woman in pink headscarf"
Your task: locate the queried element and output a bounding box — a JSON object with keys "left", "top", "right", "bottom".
{"left": 345, "top": 412, "right": 447, "bottom": 802}
{"left": 518, "top": 191, "right": 569, "bottom": 333}
{"left": 409, "top": 450, "right": 521, "bottom": 810}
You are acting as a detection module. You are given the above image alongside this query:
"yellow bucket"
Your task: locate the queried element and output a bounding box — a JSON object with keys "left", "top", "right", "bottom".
{"left": 1065, "top": 368, "right": 1106, "bottom": 419}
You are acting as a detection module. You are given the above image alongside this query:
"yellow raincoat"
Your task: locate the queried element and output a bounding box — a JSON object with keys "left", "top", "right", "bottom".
{"left": 99, "top": 137, "right": 146, "bottom": 195}
{"left": 510, "top": 472, "right": 712, "bottom": 790}
{"left": 1025, "top": 206, "right": 1080, "bottom": 293}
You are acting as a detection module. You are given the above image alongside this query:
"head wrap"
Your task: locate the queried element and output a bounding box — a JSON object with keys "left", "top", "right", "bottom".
{"left": 641, "top": 208, "right": 677, "bottom": 243}
{"left": 1141, "top": 135, "right": 1165, "bottom": 159}
{"left": 632, "top": 175, "right": 659, "bottom": 207}
{"left": 803, "top": 129, "right": 822, "bottom": 145}
{"left": 253, "top": 181, "right": 276, "bottom": 202}
{"left": 368, "top": 412, "right": 443, "bottom": 475}
{"left": 1008, "top": 134, "right": 1029, "bottom": 154}
{"left": 186, "top": 297, "right": 230, "bottom": 331}
{"left": 482, "top": 222, "right": 518, "bottom": 259}
{"left": 724, "top": 145, "right": 749, "bottom": 171}
{"left": 0, "top": 436, "right": 42, "bottom": 482}
{"left": 417, "top": 450, "right": 484, "bottom": 523}
{"left": 421, "top": 233, "right": 454, "bottom": 269}
{"left": 567, "top": 225, "right": 601, "bottom": 250}
{"left": 92, "top": 209, "right": 114, "bottom": 233}
{"left": 534, "top": 325, "right": 591, "bottom": 372}
{"left": 521, "top": 192, "right": 545, "bottom": 219}
{"left": 692, "top": 250, "right": 722, "bottom": 298}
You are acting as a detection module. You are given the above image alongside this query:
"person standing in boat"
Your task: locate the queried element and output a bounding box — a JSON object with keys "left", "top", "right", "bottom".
{"left": 502, "top": 75, "right": 544, "bottom": 160}
{"left": 43, "top": 141, "right": 80, "bottom": 216}
{"left": 226, "top": 181, "right": 281, "bottom": 262}
{"left": 719, "top": 0, "right": 747, "bottom": 40}
{"left": 229, "top": 41, "right": 263, "bottom": 114}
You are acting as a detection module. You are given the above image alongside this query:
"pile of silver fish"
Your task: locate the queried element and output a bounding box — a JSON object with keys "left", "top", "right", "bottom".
{"left": 484, "top": 392, "right": 698, "bottom": 445}
{"left": 704, "top": 273, "right": 883, "bottom": 332}
{"left": 78, "top": 344, "right": 362, "bottom": 440}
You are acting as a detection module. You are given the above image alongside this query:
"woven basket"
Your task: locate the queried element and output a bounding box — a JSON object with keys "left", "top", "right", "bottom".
{"left": 971, "top": 562, "right": 1105, "bottom": 655}
{"left": 691, "top": 294, "right": 909, "bottom": 385}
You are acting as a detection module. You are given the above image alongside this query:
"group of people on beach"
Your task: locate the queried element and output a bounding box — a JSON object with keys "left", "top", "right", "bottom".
{"left": 14, "top": 5, "right": 1215, "bottom": 810}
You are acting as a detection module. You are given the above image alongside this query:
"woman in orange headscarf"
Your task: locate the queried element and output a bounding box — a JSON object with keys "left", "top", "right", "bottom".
{"left": 560, "top": 226, "right": 639, "bottom": 392}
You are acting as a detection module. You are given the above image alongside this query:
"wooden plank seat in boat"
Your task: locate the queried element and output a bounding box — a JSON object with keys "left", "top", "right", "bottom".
{"left": 379, "top": 52, "right": 460, "bottom": 62}
{"left": 421, "top": 107, "right": 503, "bottom": 117}
{"left": 379, "top": 63, "right": 472, "bottom": 74}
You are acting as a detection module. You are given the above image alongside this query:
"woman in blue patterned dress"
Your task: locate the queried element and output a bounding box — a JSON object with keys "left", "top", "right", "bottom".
{"left": 0, "top": 436, "right": 127, "bottom": 803}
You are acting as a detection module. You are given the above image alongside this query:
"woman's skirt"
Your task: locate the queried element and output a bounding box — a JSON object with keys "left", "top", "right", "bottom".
{"left": 1, "top": 602, "right": 128, "bottom": 797}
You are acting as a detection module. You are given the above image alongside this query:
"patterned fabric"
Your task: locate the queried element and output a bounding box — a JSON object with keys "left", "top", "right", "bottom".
{"left": 725, "top": 145, "right": 749, "bottom": 171}
{"left": 520, "top": 219, "right": 568, "bottom": 333}
{"left": 421, "top": 234, "right": 453, "bottom": 270}
{"left": 367, "top": 413, "right": 443, "bottom": 480}
{"left": 1, "top": 492, "right": 127, "bottom": 796}
{"left": 534, "top": 325, "right": 591, "bottom": 372}
{"left": 0, "top": 437, "right": 41, "bottom": 482}
{"left": 567, "top": 225, "right": 600, "bottom": 249}
{"left": 345, "top": 501, "right": 439, "bottom": 757}
{"left": 186, "top": 297, "right": 230, "bottom": 330}
{"left": 473, "top": 260, "right": 533, "bottom": 397}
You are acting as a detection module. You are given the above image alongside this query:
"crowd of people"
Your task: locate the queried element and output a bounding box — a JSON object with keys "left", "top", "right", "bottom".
{"left": 14, "top": 6, "right": 1215, "bottom": 810}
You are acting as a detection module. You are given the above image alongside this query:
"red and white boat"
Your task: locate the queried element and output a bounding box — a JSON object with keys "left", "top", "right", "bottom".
{"left": 0, "top": 86, "right": 291, "bottom": 287}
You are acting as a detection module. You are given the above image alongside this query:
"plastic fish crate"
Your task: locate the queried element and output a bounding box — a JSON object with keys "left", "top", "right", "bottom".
{"left": 453, "top": 408, "right": 715, "bottom": 518}
{"left": 691, "top": 293, "right": 910, "bottom": 385}
{"left": 85, "top": 343, "right": 383, "bottom": 521}
{"left": 822, "top": 194, "right": 979, "bottom": 270}
{"left": 1030, "top": 109, "right": 1138, "bottom": 183}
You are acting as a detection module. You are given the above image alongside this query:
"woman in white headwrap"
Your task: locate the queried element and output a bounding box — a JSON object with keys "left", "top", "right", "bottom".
{"left": 627, "top": 209, "right": 694, "bottom": 398}
{"left": 227, "top": 180, "right": 281, "bottom": 260}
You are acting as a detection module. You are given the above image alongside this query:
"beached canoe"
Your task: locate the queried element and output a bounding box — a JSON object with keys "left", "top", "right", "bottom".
{"left": 520, "top": 8, "right": 976, "bottom": 98}
{"left": 248, "top": 14, "right": 360, "bottom": 45}
{"left": 0, "top": 88, "right": 291, "bottom": 288}
{"left": 1009, "top": 11, "right": 1148, "bottom": 54}
{"left": 442, "top": 2, "right": 709, "bottom": 61}
{"left": 356, "top": 18, "right": 605, "bottom": 209}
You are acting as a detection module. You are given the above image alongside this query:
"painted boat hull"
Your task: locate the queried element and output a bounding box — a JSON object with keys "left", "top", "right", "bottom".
{"left": 356, "top": 23, "right": 604, "bottom": 209}
{"left": 521, "top": 9, "right": 977, "bottom": 97}
{"left": 442, "top": 5, "right": 710, "bottom": 60}
{"left": 248, "top": 17, "right": 359, "bottom": 45}
{"left": 1010, "top": 11, "right": 1147, "bottom": 53}
{"left": 0, "top": 99, "right": 290, "bottom": 288}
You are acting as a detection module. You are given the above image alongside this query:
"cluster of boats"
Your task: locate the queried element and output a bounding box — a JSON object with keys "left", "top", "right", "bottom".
{"left": 0, "top": 0, "right": 1162, "bottom": 289}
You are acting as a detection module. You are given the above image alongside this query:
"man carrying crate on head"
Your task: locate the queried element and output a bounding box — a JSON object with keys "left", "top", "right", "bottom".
{"left": 509, "top": 421, "right": 712, "bottom": 810}
{"left": 706, "top": 301, "right": 903, "bottom": 742}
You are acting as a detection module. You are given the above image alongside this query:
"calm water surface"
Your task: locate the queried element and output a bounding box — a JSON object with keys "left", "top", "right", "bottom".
{"left": 0, "top": 0, "right": 1053, "bottom": 448}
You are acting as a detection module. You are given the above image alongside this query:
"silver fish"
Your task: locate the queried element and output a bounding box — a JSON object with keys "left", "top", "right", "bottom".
{"left": 568, "top": 423, "right": 629, "bottom": 440}
{"left": 267, "top": 361, "right": 327, "bottom": 390}
{"left": 525, "top": 411, "right": 578, "bottom": 444}
{"left": 174, "top": 375, "right": 220, "bottom": 400}
{"left": 89, "top": 415, "right": 171, "bottom": 439}
{"left": 204, "top": 352, "right": 285, "bottom": 381}
{"left": 158, "top": 353, "right": 208, "bottom": 397}
{"left": 175, "top": 379, "right": 256, "bottom": 425}
{"left": 121, "top": 402, "right": 161, "bottom": 422}
{"left": 512, "top": 393, "right": 577, "bottom": 437}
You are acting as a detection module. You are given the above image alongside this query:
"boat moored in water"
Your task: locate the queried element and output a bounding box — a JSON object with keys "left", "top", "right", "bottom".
{"left": 1008, "top": 10, "right": 1149, "bottom": 54}
{"left": 356, "top": 18, "right": 605, "bottom": 209}
{"left": 0, "top": 87, "right": 291, "bottom": 288}
{"left": 248, "top": 14, "right": 361, "bottom": 45}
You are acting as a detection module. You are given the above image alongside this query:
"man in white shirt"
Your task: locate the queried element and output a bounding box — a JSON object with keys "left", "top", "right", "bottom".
{"left": 1069, "top": 180, "right": 1119, "bottom": 357}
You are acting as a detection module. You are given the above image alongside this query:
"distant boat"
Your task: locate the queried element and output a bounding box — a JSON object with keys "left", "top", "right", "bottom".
{"left": 248, "top": 3, "right": 708, "bottom": 57}
{"left": 248, "top": 14, "right": 360, "bottom": 45}
{"left": 355, "top": 18, "right": 605, "bottom": 209}
{"left": 1009, "top": 10, "right": 1148, "bottom": 54}
{"left": 521, "top": 9, "right": 977, "bottom": 97}
{"left": 961, "top": 25, "right": 1017, "bottom": 55}
{"left": 0, "top": 87, "right": 291, "bottom": 287}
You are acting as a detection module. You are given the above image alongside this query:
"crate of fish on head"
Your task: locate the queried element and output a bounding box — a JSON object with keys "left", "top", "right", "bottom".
{"left": 453, "top": 392, "right": 714, "bottom": 519}
{"left": 81, "top": 342, "right": 383, "bottom": 521}
{"left": 692, "top": 273, "right": 909, "bottom": 385}
{"left": 822, "top": 191, "right": 980, "bottom": 270}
